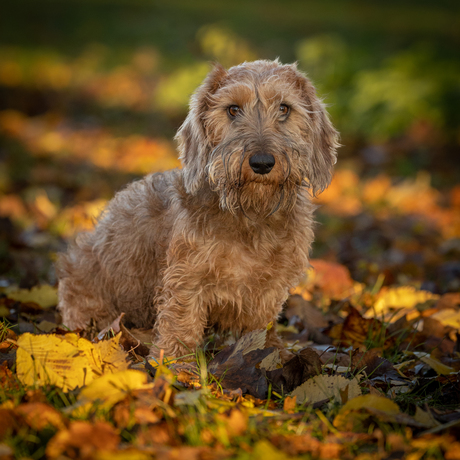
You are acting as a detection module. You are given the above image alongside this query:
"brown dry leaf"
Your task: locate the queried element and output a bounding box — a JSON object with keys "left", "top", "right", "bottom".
{"left": 98, "top": 313, "right": 150, "bottom": 357}
{"left": 113, "top": 400, "right": 161, "bottom": 429}
{"left": 217, "top": 409, "right": 248, "bottom": 437}
{"left": 0, "top": 408, "right": 20, "bottom": 439}
{"left": 352, "top": 351, "right": 404, "bottom": 383}
{"left": 0, "top": 362, "right": 20, "bottom": 391}
{"left": 435, "top": 293, "right": 460, "bottom": 311}
{"left": 267, "top": 347, "right": 323, "bottom": 393}
{"left": 16, "top": 333, "right": 130, "bottom": 391}
{"left": 295, "top": 259, "right": 357, "bottom": 300}
{"left": 284, "top": 295, "right": 329, "bottom": 328}
{"left": 208, "top": 328, "right": 274, "bottom": 398}
{"left": 291, "top": 374, "right": 361, "bottom": 405}
{"left": 46, "top": 421, "right": 120, "bottom": 459}
{"left": 134, "top": 421, "right": 176, "bottom": 447}
{"left": 328, "top": 306, "right": 389, "bottom": 349}
{"left": 15, "top": 402, "right": 66, "bottom": 431}
{"left": 96, "top": 448, "right": 152, "bottom": 460}
{"left": 283, "top": 396, "right": 297, "bottom": 414}
{"left": 271, "top": 433, "right": 344, "bottom": 458}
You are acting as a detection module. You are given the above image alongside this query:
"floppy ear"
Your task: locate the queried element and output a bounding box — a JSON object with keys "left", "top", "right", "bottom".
{"left": 175, "top": 63, "right": 227, "bottom": 195}
{"left": 289, "top": 65, "right": 340, "bottom": 196}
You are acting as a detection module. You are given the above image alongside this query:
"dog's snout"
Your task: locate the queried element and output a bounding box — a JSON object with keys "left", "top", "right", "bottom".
{"left": 249, "top": 153, "right": 275, "bottom": 175}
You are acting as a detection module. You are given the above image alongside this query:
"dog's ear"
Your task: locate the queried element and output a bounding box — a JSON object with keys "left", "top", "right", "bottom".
{"left": 289, "top": 65, "right": 340, "bottom": 196}
{"left": 176, "top": 63, "right": 227, "bottom": 195}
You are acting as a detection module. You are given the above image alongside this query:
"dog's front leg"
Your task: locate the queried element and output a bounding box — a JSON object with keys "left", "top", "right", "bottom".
{"left": 150, "top": 270, "right": 207, "bottom": 358}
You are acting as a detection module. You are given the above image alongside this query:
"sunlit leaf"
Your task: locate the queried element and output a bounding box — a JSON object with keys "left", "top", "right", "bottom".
{"left": 75, "top": 369, "right": 152, "bottom": 413}
{"left": 370, "top": 286, "right": 439, "bottom": 317}
{"left": 16, "top": 333, "right": 130, "bottom": 391}
{"left": 5, "top": 284, "right": 58, "bottom": 308}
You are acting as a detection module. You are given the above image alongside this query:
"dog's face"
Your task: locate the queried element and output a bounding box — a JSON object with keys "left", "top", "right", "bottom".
{"left": 176, "top": 60, "right": 339, "bottom": 217}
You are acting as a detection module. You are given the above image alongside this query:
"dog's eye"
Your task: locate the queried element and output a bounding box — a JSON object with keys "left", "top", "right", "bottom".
{"left": 279, "top": 104, "right": 290, "bottom": 117}
{"left": 227, "top": 105, "right": 240, "bottom": 118}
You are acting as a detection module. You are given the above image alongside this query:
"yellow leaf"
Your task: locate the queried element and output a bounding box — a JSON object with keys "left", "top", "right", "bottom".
{"left": 339, "top": 394, "right": 400, "bottom": 414}
{"left": 333, "top": 395, "right": 400, "bottom": 431}
{"left": 16, "top": 333, "right": 129, "bottom": 391}
{"left": 291, "top": 374, "right": 361, "bottom": 405}
{"left": 417, "top": 353, "right": 455, "bottom": 375}
{"left": 76, "top": 370, "right": 151, "bottom": 411}
{"left": 372, "top": 286, "right": 439, "bottom": 316}
{"left": 413, "top": 406, "right": 439, "bottom": 429}
{"left": 431, "top": 308, "right": 460, "bottom": 329}
{"left": 5, "top": 284, "right": 58, "bottom": 308}
{"left": 252, "top": 440, "right": 290, "bottom": 460}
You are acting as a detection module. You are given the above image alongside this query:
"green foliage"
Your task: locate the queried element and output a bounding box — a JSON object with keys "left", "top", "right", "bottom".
{"left": 297, "top": 36, "right": 460, "bottom": 142}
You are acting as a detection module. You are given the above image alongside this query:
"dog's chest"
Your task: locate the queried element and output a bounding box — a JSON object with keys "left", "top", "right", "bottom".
{"left": 204, "top": 227, "right": 306, "bottom": 289}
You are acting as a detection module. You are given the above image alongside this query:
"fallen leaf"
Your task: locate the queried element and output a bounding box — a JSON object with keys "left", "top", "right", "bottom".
{"left": 259, "top": 349, "right": 282, "bottom": 371}
{"left": 271, "top": 433, "right": 345, "bottom": 458}
{"left": 98, "top": 313, "right": 150, "bottom": 357}
{"left": 328, "top": 306, "right": 389, "bottom": 349}
{"left": 413, "top": 406, "right": 440, "bottom": 429}
{"left": 284, "top": 295, "right": 329, "bottom": 328}
{"left": 370, "top": 286, "right": 439, "bottom": 317}
{"left": 431, "top": 308, "right": 460, "bottom": 329}
{"left": 208, "top": 328, "right": 274, "bottom": 398}
{"left": 414, "top": 352, "right": 455, "bottom": 375}
{"left": 16, "top": 333, "right": 130, "bottom": 391}
{"left": 16, "top": 402, "right": 66, "bottom": 431}
{"left": 352, "top": 351, "right": 406, "bottom": 383}
{"left": 112, "top": 400, "right": 160, "bottom": 429}
{"left": 4, "top": 284, "right": 58, "bottom": 308}
{"left": 96, "top": 449, "right": 152, "bottom": 460}
{"left": 75, "top": 369, "right": 152, "bottom": 412}
{"left": 435, "top": 293, "right": 460, "bottom": 311}
{"left": 267, "top": 347, "right": 323, "bottom": 392}
{"left": 291, "top": 374, "right": 361, "bottom": 405}
{"left": 217, "top": 409, "right": 248, "bottom": 437}
{"left": 174, "top": 390, "right": 204, "bottom": 407}
{"left": 0, "top": 362, "right": 20, "bottom": 391}
{"left": 46, "top": 421, "right": 120, "bottom": 459}
{"left": 283, "top": 396, "right": 296, "bottom": 414}
{"left": 251, "top": 440, "right": 290, "bottom": 460}
{"left": 294, "top": 259, "right": 357, "bottom": 300}
{"left": 0, "top": 408, "right": 20, "bottom": 438}
{"left": 333, "top": 394, "right": 428, "bottom": 431}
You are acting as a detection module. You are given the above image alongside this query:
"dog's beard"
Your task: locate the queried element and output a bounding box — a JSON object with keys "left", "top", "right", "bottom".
{"left": 207, "top": 143, "right": 304, "bottom": 219}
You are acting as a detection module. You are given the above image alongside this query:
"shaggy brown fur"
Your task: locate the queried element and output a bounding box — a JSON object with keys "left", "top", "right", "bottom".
{"left": 57, "top": 60, "right": 339, "bottom": 359}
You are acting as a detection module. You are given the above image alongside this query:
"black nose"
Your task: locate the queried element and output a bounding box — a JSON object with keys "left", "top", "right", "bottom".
{"left": 249, "top": 153, "right": 275, "bottom": 175}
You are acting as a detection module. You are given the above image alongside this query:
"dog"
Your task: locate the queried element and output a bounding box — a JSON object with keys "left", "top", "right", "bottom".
{"left": 57, "top": 59, "right": 339, "bottom": 359}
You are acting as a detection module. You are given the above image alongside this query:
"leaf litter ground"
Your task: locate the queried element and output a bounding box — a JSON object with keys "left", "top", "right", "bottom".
{"left": 1, "top": 252, "right": 460, "bottom": 459}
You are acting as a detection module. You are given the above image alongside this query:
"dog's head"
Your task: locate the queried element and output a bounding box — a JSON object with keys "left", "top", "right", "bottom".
{"left": 176, "top": 60, "right": 339, "bottom": 217}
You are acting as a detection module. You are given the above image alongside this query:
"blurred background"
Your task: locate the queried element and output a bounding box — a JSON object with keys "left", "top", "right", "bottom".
{"left": 0, "top": 0, "right": 459, "bottom": 293}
